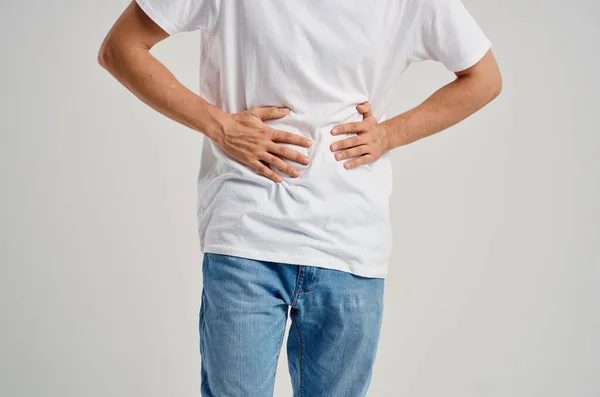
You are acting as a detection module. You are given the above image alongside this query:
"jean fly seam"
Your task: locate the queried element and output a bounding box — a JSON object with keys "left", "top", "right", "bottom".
{"left": 296, "top": 268, "right": 320, "bottom": 293}
{"left": 292, "top": 266, "right": 304, "bottom": 308}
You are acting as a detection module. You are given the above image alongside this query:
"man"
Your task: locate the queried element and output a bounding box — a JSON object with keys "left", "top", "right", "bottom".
{"left": 98, "top": 0, "right": 501, "bottom": 395}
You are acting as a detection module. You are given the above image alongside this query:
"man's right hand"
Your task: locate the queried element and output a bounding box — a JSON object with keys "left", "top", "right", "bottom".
{"left": 215, "top": 106, "right": 312, "bottom": 183}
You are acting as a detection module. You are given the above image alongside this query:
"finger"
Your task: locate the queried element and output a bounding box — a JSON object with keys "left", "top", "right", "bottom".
{"left": 261, "top": 152, "right": 301, "bottom": 178}
{"left": 356, "top": 102, "right": 373, "bottom": 119}
{"left": 344, "top": 154, "right": 376, "bottom": 169}
{"left": 334, "top": 145, "right": 369, "bottom": 161}
{"left": 271, "top": 129, "right": 313, "bottom": 148}
{"left": 268, "top": 142, "right": 311, "bottom": 165}
{"left": 251, "top": 160, "right": 283, "bottom": 183}
{"left": 330, "top": 135, "right": 366, "bottom": 152}
{"left": 252, "top": 106, "right": 290, "bottom": 121}
{"left": 330, "top": 121, "right": 367, "bottom": 136}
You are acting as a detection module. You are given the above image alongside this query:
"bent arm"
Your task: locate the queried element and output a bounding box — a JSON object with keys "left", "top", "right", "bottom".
{"left": 97, "top": 1, "right": 227, "bottom": 143}
{"left": 382, "top": 49, "right": 503, "bottom": 150}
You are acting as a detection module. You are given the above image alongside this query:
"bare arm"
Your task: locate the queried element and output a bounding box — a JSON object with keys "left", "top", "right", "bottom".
{"left": 382, "top": 49, "right": 503, "bottom": 149}
{"left": 97, "top": 1, "right": 227, "bottom": 142}
{"left": 97, "top": 1, "right": 312, "bottom": 183}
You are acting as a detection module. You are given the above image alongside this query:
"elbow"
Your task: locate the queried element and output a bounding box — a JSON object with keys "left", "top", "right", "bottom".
{"left": 491, "top": 71, "right": 503, "bottom": 99}
{"left": 97, "top": 36, "right": 118, "bottom": 71}
{"left": 486, "top": 66, "right": 503, "bottom": 101}
{"left": 97, "top": 42, "right": 111, "bottom": 70}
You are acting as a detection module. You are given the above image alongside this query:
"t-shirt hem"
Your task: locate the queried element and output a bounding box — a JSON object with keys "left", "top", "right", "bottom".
{"left": 136, "top": 0, "right": 179, "bottom": 36}
{"left": 201, "top": 244, "right": 388, "bottom": 279}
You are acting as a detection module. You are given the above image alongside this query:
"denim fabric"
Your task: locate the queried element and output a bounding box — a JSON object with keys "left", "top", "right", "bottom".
{"left": 199, "top": 252, "right": 385, "bottom": 397}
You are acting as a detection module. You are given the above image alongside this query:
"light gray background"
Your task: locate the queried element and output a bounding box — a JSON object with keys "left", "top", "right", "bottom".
{"left": 1, "top": 1, "right": 598, "bottom": 396}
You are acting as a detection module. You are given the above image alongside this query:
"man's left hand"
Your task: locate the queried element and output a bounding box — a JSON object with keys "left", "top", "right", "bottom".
{"left": 329, "top": 102, "right": 391, "bottom": 169}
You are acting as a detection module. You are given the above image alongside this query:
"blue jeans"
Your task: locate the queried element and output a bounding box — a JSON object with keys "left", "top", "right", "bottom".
{"left": 199, "top": 252, "right": 385, "bottom": 397}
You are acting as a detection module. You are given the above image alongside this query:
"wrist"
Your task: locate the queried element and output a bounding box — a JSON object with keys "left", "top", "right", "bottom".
{"left": 200, "top": 102, "right": 232, "bottom": 146}
{"left": 380, "top": 121, "right": 398, "bottom": 151}
{"left": 381, "top": 117, "right": 408, "bottom": 151}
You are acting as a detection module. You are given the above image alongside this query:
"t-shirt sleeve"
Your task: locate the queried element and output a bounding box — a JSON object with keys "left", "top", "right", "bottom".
{"left": 409, "top": 0, "right": 492, "bottom": 72}
{"left": 135, "top": 0, "right": 221, "bottom": 35}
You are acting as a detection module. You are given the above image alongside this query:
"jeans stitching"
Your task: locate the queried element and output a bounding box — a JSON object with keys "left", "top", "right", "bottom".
{"left": 199, "top": 289, "right": 209, "bottom": 393}
{"left": 292, "top": 310, "right": 304, "bottom": 397}
{"left": 297, "top": 267, "right": 320, "bottom": 293}
{"left": 292, "top": 266, "right": 304, "bottom": 308}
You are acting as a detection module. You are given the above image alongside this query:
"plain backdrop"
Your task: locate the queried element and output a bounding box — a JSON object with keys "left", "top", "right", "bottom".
{"left": 1, "top": 1, "right": 598, "bottom": 396}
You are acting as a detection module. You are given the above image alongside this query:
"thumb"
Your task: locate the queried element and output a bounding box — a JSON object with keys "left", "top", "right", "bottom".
{"left": 357, "top": 102, "right": 374, "bottom": 120}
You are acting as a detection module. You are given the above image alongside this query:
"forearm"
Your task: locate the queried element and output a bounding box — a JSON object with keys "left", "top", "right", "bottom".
{"left": 98, "top": 41, "right": 227, "bottom": 144}
{"left": 382, "top": 73, "right": 501, "bottom": 150}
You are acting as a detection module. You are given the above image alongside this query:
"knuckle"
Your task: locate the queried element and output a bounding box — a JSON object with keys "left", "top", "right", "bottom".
{"left": 265, "top": 154, "right": 276, "bottom": 164}
{"left": 271, "top": 156, "right": 283, "bottom": 168}
{"left": 288, "top": 133, "right": 300, "bottom": 143}
{"left": 259, "top": 151, "right": 270, "bottom": 161}
{"left": 270, "top": 144, "right": 281, "bottom": 155}
{"left": 286, "top": 149, "right": 298, "bottom": 160}
{"left": 282, "top": 132, "right": 293, "bottom": 142}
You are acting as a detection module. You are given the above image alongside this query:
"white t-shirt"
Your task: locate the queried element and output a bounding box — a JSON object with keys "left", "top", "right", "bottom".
{"left": 136, "top": 0, "right": 492, "bottom": 278}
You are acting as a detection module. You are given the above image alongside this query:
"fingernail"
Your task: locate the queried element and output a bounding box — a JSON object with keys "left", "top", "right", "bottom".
{"left": 331, "top": 144, "right": 338, "bottom": 151}
{"left": 280, "top": 107, "right": 289, "bottom": 112}
{"left": 292, "top": 169, "right": 300, "bottom": 177}
{"left": 306, "top": 140, "right": 313, "bottom": 147}
{"left": 304, "top": 157, "right": 310, "bottom": 164}
{"left": 344, "top": 162, "right": 351, "bottom": 169}
{"left": 335, "top": 153, "right": 341, "bottom": 160}
{"left": 331, "top": 128, "right": 338, "bottom": 134}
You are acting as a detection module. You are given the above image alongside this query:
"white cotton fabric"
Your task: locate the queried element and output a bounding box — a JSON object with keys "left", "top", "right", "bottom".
{"left": 136, "top": 0, "right": 492, "bottom": 278}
